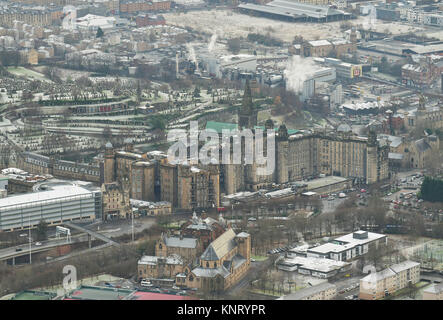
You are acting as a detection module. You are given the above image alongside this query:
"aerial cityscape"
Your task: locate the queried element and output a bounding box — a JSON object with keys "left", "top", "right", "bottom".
{"left": 0, "top": 0, "right": 442, "bottom": 303}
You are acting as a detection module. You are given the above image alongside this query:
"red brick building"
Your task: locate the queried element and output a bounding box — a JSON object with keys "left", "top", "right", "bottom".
{"left": 136, "top": 14, "right": 166, "bottom": 27}
{"left": 120, "top": 0, "right": 171, "bottom": 14}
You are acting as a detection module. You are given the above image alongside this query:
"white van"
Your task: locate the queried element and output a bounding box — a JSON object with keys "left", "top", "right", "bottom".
{"left": 140, "top": 279, "right": 153, "bottom": 287}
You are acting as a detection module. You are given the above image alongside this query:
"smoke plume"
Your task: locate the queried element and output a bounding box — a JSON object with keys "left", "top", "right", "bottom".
{"left": 284, "top": 55, "right": 317, "bottom": 93}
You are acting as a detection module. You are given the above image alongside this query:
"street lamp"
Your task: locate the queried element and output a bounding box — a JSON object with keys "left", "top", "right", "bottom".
{"left": 28, "top": 214, "right": 32, "bottom": 265}
{"left": 131, "top": 207, "right": 134, "bottom": 243}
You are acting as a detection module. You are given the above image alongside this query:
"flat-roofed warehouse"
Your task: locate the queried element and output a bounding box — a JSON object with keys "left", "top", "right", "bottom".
{"left": 0, "top": 185, "right": 101, "bottom": 232}
{"left": 238, "top": 0, "right": 351, "bottom": 23}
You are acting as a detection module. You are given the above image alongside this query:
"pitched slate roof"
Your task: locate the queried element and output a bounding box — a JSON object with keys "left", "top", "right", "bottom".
{"left": 191, "top": 266, "right": 231, "bottom": 278}
{"left": 163, "top": 235, "right": 198, "bottom": 249}
{"left": 200, "top": 229, "right": 236, "bottom": 261}
{"left": 415, "top": 138, "right": 431, "bottom": 153}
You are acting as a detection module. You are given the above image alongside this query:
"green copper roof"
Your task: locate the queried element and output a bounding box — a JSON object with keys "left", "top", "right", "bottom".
{"left": 254, "top": 126, "right": 299, "bottom": 135}
{"left": 206, "top": 121, "right": 238, "bottom": 134}
{"left": 206, "top": 121, "right": 299, "bottom": 135}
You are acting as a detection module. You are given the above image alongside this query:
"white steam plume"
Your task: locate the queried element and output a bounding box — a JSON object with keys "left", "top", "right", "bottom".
{"left": 284, "top": 55, "right": 317, "bottom": 93}
{"left": 186, "top": 43, "right": 199, "bottom": 73}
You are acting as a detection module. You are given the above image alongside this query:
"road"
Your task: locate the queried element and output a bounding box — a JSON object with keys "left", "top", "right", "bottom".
{"left": 331, "top": 276, "right": 361, "bottom": 300}
{"left": 88, "top": 216, "right": 157, "bottom": 238}
{"left": 0, "top": 237, "right": 72, "bottom": 261}
{"left": 225, "top": 258, "right": 274, "bottom": 298}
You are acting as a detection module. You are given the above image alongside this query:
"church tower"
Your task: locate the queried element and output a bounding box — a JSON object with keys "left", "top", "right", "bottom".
{"left": 276, "top": 124, "right": 289, "bottom": 184}
{"left": 238, "top": 79, "right": 257, "bottom": 130}
{"left": 104, "top": 141, "right": 115, "bottom": 184}
{"left": 366, "top": 130, "right": 378, "bottom": 184}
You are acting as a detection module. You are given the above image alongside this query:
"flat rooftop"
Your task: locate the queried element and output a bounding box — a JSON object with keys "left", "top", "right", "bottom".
{"left": 334, "top": 231, "right": 387, "bottom": 245}
{"left": 0, "top": 185, "right": 95, "bottom": 210}
{"left": 309, "top": 231, "right": 387, "bottom": 254}
{"left": 279, "top": 256, "right": 350, "bottom": 273}
{"left": 303, "top": 176, "right": 349, "bottom": 191}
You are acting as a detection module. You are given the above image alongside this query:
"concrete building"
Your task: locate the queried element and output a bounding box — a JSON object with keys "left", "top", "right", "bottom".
{"left": 307, "top": 230, "right": 388, "bottom": 261}
{"left": 277, "top": 255, "right": 352, "bottom": 278}
{"left": 0, "top": 184, "right": 101, "bottom": 232}
{"left": 119, "top": 0, "right": 171, "bottom": 14}
{"left": 238, "top": 1, "right": 350, "bottom": 23}
{"left": 359, "top": 260, "right": 420, "bottom": 300}
{"left": 323, "top": 58, "right": 362, "bottom": 79}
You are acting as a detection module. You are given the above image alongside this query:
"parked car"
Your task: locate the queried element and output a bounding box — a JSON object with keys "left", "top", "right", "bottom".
{"left": 141, "top": 279, "right": 153, "bottom": 287}
{"left": 35, "top": 242, "right": 42, "bottom": 246}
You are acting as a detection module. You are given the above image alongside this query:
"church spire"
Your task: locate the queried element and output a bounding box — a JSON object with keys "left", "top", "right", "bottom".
{"left": 241, "top": 79, "right": 253, "bottom": 114}
{"left": 238, "top": 79, "right": 257, "bottom": 129}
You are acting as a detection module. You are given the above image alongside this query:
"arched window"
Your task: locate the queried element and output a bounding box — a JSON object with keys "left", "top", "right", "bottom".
{"left": 206, "top": 262, "right": 209, "bottom": 268}
{"left": 189, "top": 275, "right": 194, "bottom": 282}
{"left": 214, "top": 262, "right": 217, "bottom": 268}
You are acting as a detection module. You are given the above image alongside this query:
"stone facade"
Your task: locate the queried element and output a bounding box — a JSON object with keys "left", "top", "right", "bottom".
{"left": 101, "top": 181, "right": 131, "bottom": 220}
{"left": 185, "top": 229, "right": 251, "bottom": 292}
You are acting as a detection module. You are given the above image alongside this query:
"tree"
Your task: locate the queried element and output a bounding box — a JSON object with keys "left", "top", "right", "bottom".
{"left": 420, "top": 176, "right": 443, "bottom": 202}
{"left": 136, "top": 240, "right": 156, "bottom": 258}
{"left": 96, "top": 27, "right": 104, "bottom": 38}
{"left": 193, "top": 86, "right": 200, "bottom": 98}
{"left": 149, "top": 116, "right": 166, "bottom": 131}
{"left": 227, "top": 38, "right": 241, "bottom": 54}
{"left": 36, "top": 220, "right": 48, "bottom": 241}
{"left": 366, "top": 242, "right": 387, "bottom": 270}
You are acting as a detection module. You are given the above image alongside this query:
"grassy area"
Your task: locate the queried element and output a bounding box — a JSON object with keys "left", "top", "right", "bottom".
{"left": 7, "top": 67, "right": 50, "bottom": 82}
{"left": 251, "top": 255, "right": 268, "bottom": 262}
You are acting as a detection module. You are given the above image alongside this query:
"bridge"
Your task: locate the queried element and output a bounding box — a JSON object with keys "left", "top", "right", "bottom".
{"left": 0, "top": 238, "right": 71, "bottom": 264}
{"left": 0, "top": 222, "right": 120, "bottom": 265}
{"left": 63, "top": 222, "right": 120, "bottom": 247}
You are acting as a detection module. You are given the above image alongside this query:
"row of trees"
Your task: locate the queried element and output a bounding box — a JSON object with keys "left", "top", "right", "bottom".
{"left": 0, "top": 245, "right": 138, "bottom": 295}
{"left": 420, "top": 176, "right": 443, "bottom": 203}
